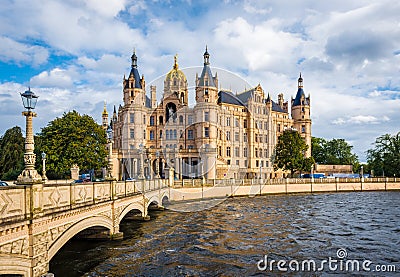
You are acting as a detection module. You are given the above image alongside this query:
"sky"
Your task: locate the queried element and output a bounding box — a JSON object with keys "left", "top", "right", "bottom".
{"left": 0, "top": 0, "right": 399, "bottom": 162}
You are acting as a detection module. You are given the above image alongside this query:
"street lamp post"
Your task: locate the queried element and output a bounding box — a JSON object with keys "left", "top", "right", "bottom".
{"left": 311, "top": 164, "right": 314, "bottom": 183}
{"left": 155, "top": 151, "right": 160, "bottom": 178}
{"left": 41, "top": 152, "right": 47, "bottom": 182}
{"left": 138, "top": 143, "right": 145, "bottom": 179}
{"left": 106, "top": 126, "right": 114, "bottom": 179}
{"left": 17, "top": 88, "right": 42, "bottom": 184}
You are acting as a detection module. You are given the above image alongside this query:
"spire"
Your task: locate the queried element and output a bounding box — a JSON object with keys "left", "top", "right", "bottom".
{"left": 102, "top": 101, "right": 108, "bottom": 116}
{"left": 298, "top": 72, "right": 303, "bottom": 88}
{"left": 203, "top": 45, "right": 210, "bottom": 65}
{"left": 173, "top": 54, "right": 178, "bottom": 69}
{"left": 266, "top": 93, "right": 271, "bottom": 102}
{"left": 131, "top": 48, "right": 137, "bottom": 68}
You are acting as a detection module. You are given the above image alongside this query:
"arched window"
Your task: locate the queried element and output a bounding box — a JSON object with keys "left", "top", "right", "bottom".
{"left": 179, "top": 115, "right": 183, "bottom": 124}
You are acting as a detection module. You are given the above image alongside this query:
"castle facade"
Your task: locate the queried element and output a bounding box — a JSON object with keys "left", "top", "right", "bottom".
{"left": 103, "top": 48, "right": 311, "bottom": 180}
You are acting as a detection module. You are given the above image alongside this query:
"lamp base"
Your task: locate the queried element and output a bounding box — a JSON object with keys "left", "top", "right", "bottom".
{"left": 17, "top": 169, "right": 43, "bottom": 185}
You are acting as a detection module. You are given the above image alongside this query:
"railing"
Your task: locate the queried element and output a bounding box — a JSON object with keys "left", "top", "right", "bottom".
{"left": 0, "top": 179, "right": 168, "bottom": 225}
{"left": 173, "top": 177, "right": 399, "bottom": 188}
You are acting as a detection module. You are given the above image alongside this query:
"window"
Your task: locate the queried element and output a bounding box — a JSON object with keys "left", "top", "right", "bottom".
{"left": 205, "top": 88, "right": 208, "bottom": 96}
{"left": 244, "top": 133, "right": 248, "bottom": 142}
{"left": 235, "top": 132, "right": 239, "bottom": 142}
{"left": 255, "top": 134, "right": 258, "bottom": 143}
{"left": 159, "top": 116, "right": 163, "bottom": 124}
{"left": 227, "top": 159, "right": 231, "bottom": 165}
{"left": 130, "top": 144, "right": 134, "bottom": 150}
{"left": 188, "top": 130, "right": 194, "bottom": 140}
{"left": 143, "top": 115, "right": 146, "bottom": 124}
{"left": 226, "top": 117, "right": 230, "bottom": 126}
{"left": 204, "top": 127, "right": 209, "bottom": 138}
{"left": 226, "top": 131, "right": 230, "bottom": 141}
{"left": 160, "top": 130, "right": 162, "bottom": 138}
{"left": 143, "top": 130, "right": 146, "bottom": 139}
{"left": 179, "top": 115, "right": 183, "bottom": 124}
{"left": 264, "top": 149, "right": 268, "bottom": 158}
{"left": 188, "top": 115, "right": 193, "bottom": 125}
{"left": 150, "top": 116, "right": 154, "bottom": 126}
{"left": 130, "top": 113, "right": 134, "bottom": 123}
{"left": 235, "top": 147, "right": 239, "bottom": 157}
{"left": 173, "top": 129, "right": 177, "bottom": 139}
{"left": 218, "top": 146, "right": 222, "bottom": 156}
{"left": 188, "top": 145, "right": 194, "bottom": 149}
{"left": 226, "top": 147, "right": 231, "bottom": 157}
{"left": 278, "top": 124, "right": 281, "bottom": 132}
{"left": 130, "top": 129, "right": 134, "bottom": 139}
{"left": 244, "top": 160, "right": 248, "bottom": 167}
{"left": 256, "top": 160, "right": 259, "bottom": 167}
{"left": 255, "top": 148, "right": 258, "bottom": 158}
{"left": 243, "top": 119, "right": 247, "bottom": 128}
{"left": 236, "top": 160, "right": 239, "bottom": 166}
{"left": 204, "top": 111, "right": 209, "bottom": 121}
{"left": 259, "top": 148, "right": 263, "bottom": 158}
{"left": 150, "top": 130, "right": 154, "bottom": 140}
{"left": 265, "top": 135, "right": 268, "bottom": 144}
{"left": 243, "top": 147, "right": 248, "bottom": 157}
{"left": 302, "top": 125, "right": 306, "bottom": 133}
{"left": 235, "top": 117, "right": 239, "bottom": 127}
{"left": 166, "top": 130, "right": 170, "bottom": 140}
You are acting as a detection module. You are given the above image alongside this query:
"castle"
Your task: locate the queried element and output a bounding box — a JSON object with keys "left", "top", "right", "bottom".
{"left": 102, "top": 48, "right": 311, "bottom": 180}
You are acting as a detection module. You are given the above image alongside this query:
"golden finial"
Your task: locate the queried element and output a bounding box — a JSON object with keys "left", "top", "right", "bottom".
{"left": 102, "top": 101, "right": 108, "bottom": 116}
{"left": 173, "top": 54, "right": 178, "bottom": 69}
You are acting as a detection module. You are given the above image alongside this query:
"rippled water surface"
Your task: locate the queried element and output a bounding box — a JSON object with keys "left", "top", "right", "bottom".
{"left": 51, "top": 192, "right": 400, "bottom": 276}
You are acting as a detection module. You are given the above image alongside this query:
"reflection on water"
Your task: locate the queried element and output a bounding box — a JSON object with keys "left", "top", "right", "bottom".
{"left": 50, "top": 192, "right": 400, "bottom": 276}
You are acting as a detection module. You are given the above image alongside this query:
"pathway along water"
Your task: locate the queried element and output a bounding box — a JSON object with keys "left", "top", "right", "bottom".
{"left": 50, "top": 191, "right": 400, "bottom": 276}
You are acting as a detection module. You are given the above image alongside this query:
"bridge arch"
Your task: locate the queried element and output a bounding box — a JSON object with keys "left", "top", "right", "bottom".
{"left": 118, "top": 202, "right": 145, "bottom": 224}
{"left": 48, "top": 215, "right": 113, "bottom": 261}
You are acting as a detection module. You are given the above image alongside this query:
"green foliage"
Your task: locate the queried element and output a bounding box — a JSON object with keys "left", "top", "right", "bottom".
{"left": 274, "top": 130, "right": 314, "bottom": 177}
{"left": 367, "top": 132, "right": 400, "bottom": 177}
{"left": 312, "top": 137, "right": 358, "bottom": 166}
{"left": 38, "top": 111, "right": 107, "bottom": 179}
{"left": 0, "top": 126, "right": 25, "bottom": 180}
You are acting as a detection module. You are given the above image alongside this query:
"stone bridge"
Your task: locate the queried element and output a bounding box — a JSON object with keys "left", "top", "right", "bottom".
{"left": 1, "top": 177, "right": 399, "bottom": 276}
{"left": 0, "top": 179, "right": 169, "bottom": 277}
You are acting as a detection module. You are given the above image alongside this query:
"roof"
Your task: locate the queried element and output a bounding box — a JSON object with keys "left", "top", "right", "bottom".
{"left": 292, "top": 87, "right": 309, "bottom": 106}
{"left": 271, "top": 100, "right": 286, "bottom": 113}
{"left": 145, "top": 95, "right": 151, "bottom": 108}
{"left": 198, "top": 64, "right": 216, "bottom": 87}
{"left": 218, "top": 90, "right": 246, "bottom": 106}
{"left": 236, "top": 88, "right": 255, "bottom": 104}
{"left": 165, "top": 55, "right": 187, "bottom": 82}
{"left": 129, "top": 67, "right": 142, "bottom": 89}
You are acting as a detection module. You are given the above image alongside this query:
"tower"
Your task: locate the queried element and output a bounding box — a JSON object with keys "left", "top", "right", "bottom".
{"left": 195, "top": 46, "right": 219, "bottom": 103}
{"left": 291, "top": 73, "right": 312, "bottom": 157}
{"left": 102, "top": 101, "right": 108, "bottom": 130}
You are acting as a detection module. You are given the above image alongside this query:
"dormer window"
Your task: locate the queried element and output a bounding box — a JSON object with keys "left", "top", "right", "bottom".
{"left": 205, "top": 88, "right": 208, "bottom": 96}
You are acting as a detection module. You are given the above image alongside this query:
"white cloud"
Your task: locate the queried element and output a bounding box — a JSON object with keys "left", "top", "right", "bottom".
{"left": 30, "top": 68, "right": 74, "bottom": 88}
{"left": 84, "top": 0, "right": 126, "bottom": 17}
{"left": 0, "top": 36, "right": 49, "bottom": 66}
{"left": 333, "top": 115, "right": 390, "bottom": 125}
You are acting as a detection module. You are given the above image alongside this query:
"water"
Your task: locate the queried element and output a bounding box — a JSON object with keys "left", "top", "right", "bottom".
{"left": 50, "top": 192, "right": 400, "bottom": 276}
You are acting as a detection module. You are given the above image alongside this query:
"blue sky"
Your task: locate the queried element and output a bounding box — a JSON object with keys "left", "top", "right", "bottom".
{"left": 1, "top": 0, "right": 399, "bottom": 162}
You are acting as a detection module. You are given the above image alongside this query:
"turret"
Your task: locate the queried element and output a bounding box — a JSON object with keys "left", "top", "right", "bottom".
{"left": 102, "top": 101, "right": 108, "bottom": 130}
{"left": 291, "top": 73, "right": 311, "bottom": 157}
{"left": 195, "top": 46, "right": 219, "bottom": 103}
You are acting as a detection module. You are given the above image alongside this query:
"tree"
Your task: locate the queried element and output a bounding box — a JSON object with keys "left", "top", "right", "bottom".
{"left": 312, "top": 137, "right": 358, "bottom": 166}
{"left": 367, "top": 132, "right": 400, "bottom": 177}
{"left": 274, "top": 130, "right": 315, "bottom": 177}
{"left": 0, "top": 126, "right": 25, "bottom": 180}
{"left": 38, "top": 111, "right": 107, "bottom": 179}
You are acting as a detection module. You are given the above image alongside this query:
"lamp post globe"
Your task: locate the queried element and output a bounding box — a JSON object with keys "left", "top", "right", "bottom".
{"left": 20, "top": 88, "right": 39, "bottom": 110}
{"left": 17, "top": 88, "right": 42, "bottom": 184}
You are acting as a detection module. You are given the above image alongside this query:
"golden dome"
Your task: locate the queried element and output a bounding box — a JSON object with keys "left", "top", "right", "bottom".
{"left": 165, "top": 54, "right": 187, "bottom": 82}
